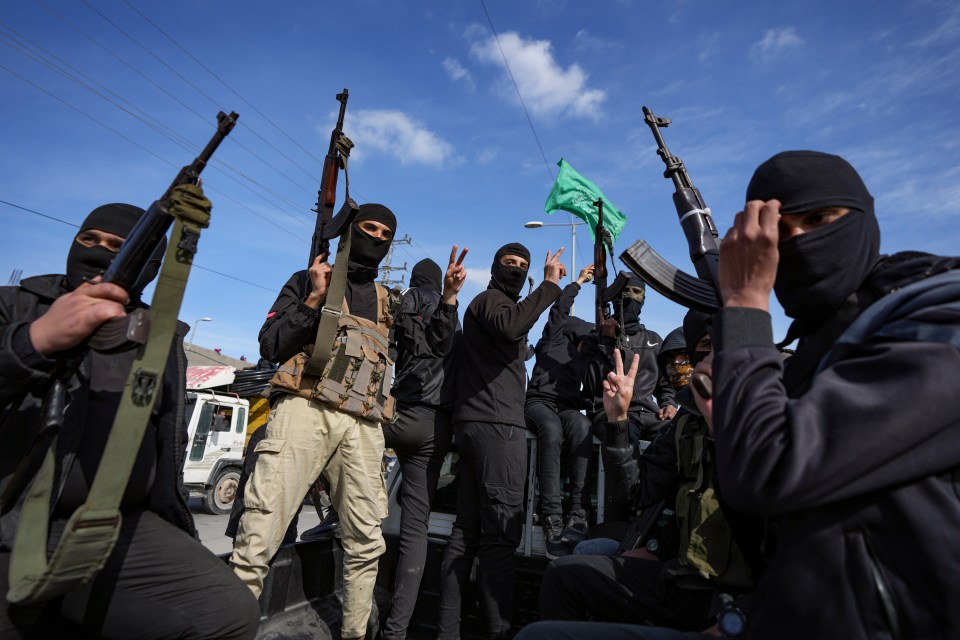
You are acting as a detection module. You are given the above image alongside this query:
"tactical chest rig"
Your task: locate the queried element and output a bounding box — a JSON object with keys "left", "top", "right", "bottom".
{"left": 270, "top": 224, "right": 396, "bottom": 423}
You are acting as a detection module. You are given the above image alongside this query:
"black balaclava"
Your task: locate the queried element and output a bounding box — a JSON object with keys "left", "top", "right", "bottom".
{"left": 410, "top": 258, "right": 442, "bottom": 294}
{"left": 612, "top": 274, "right": 645, "bottom": 333}
{"left": 682, "top": 309, "right": 711, "bottom": 367}
{"left": 746, "top": 150, "right": 880, "bottom": 324}
{"left": 489, "top": 242, "right": 531, "bottom": 301}
{"left": 65, "top": 203, "right": 165, "bottom": 301}
{"left": 347, "top": 203, "right": 397, "bottom": 284}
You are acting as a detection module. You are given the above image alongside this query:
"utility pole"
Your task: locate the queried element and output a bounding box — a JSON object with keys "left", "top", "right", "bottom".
{"left": 379, "top": 234, "right": 411, "bottom": 289}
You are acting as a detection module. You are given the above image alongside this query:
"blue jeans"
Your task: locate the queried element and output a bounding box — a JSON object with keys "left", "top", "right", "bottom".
{"left": 573, "top": 537, "right": 620, "bottom": 556}
{"left": 516, "top": 621, "right": 712, "bottom": 640}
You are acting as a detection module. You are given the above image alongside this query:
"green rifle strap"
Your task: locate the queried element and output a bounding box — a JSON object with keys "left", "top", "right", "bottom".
{"left": 6, "top": 210, "right": 208, "bottom": 606}
{"left": 304, "top": 225, "right": 353, "bottom": 377}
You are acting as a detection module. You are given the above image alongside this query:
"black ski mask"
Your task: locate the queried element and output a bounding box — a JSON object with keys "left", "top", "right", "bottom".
{"left": 347, "top": 203, "right": 397, "bottom": 283}
{"left": 682, "top": 309, "right": 712, "bottom": 367}
{"left": 612, "top": 275, "right": 645, "bottom": 333}
{"left": 489, "top": 242, "right": 530, "bottom": 300}
{"left": 410, "top": 258, "right": 442, "bottom": 294}
{"left": 746, "top": 151, "right": 880, "bottom": 323}
{"left": 65, "top": 203, "right": 165, "bottom": 302}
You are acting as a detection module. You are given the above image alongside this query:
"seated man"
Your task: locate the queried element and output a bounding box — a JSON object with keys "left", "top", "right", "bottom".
{"left": 521, "top": 149, "right": 960, "bottom": 640}
{"left": 532, "top": 311, "right": 759, "bottom": 636}
{"left": 581, "top": 275, "right": 677, "bottom": 444}
{"left": 0, "top": 190, "right": 258, "bottom": 639}
{"left": 524, "top": 265, "right": 595, "bottom": 558}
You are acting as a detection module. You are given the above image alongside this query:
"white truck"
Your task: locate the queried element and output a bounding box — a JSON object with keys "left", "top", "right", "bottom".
{"left": 183, "top": 366, "right": 271, "bottom": 515}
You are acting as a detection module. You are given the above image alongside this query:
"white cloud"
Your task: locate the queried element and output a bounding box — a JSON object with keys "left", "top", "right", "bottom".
{"left": 464, "top": 267, "right": 491, "bottom": 289}
{"left": 699, "top": 32, "right": 721, "bottom": 63}
{"left": 470, "top": 31, "right": 606, "bottom": 120}
{"left": 751, "top": 27, "right": 805, "bottom": 62}
{"left": 441, "top": 57, "right": 475, "bottom": 90}
{"left": 345, "top": 110, "right": 454, "bottom": 168}
{"left": 476, "top": 147, "right": 499, "bottom": 165}
{"left": 572, "top": 29, "right": 619, "bottom": 53}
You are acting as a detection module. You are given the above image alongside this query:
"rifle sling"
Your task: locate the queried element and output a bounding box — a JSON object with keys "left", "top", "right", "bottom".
{"left": 304, "top": 145, "right": 359, "bottom": 378}
{"left": 304, "top": 219, "right": 353, "bottom": 378}
{"left": 6, "top": 209, "right": 207, "bottom": 606}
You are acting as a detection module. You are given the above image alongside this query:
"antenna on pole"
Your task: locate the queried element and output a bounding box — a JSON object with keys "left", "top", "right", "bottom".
{"left": 379, "top": 234, "right": 412, "bottom": 288}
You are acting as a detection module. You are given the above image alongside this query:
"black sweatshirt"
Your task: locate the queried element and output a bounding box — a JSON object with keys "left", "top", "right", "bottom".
{"left": 390, "top": 286, "right": 460, "bottom": 409}
{"left": 525, "top": 282, "right": 587, "bottom": 408}
{"left": 713, "top": 254, "right": 960, "bottom": 639}
{"left": 452, "top": 281, "right": 562, "bottom": 427}
{"left": 581, "top": 324, "right": 676, "bottom": 418}
{"left": 259, "top": 270, "right": 378, "bottom": 365}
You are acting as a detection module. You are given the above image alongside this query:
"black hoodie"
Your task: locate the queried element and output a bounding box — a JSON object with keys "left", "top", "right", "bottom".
{"left": 525, "top": 282, "right": 592, "bottom": 408}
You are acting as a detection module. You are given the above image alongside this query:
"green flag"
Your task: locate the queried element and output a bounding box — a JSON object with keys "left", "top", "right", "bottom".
{"left": 543, "top": 158, "right": 627, "bottom": 243}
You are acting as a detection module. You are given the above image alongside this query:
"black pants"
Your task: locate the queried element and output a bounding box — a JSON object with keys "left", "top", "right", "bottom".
{"left": 381, "top": 402, "right": 453, "bottom": 640}
{"left": 438, "top": 422, "right": 528, "bottom": 640}
{"left": 538, "top": 554, "right": 712, "bottom": 631}
{"left": 524, "top": 401, "right": 591, "bottom": 516}
{"left": 1, "top": 510, "right": 260, "bottom": 639}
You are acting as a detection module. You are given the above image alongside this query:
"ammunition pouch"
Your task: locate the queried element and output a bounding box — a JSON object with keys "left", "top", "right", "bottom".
{"left": 674, "top": 414, "right": 754, "bottom": 590}
{"left": 271, "top": 288, "right": 395, "bottom": 423}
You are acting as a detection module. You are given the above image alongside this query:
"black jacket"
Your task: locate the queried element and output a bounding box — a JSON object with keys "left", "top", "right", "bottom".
{"left": 0, "top": 275, "right": 194, "bottom": 549}
{"left": 525, "top": 282, "right": 589, "bottom": 409}
{"left": 390, "top": 286, "right": 461, "bottom": 409}
{"left": 581, "top": 324, "right": 676, "bottom": 419}
{"left": 452, "top": 281, "right": 562, "bottom": 427}
{"left": 713, "top": 254, "right": 960, "bottom": 640}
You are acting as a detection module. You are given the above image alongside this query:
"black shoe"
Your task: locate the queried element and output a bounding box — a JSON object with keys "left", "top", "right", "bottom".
{"left": 542, "top": 514, "right": 569, "bottom": 560}
{"left": 300, "top": 510, "right": 340, "bottom": 541}
{"left": 561, "top": 509, "right": 588, "bottom": 545}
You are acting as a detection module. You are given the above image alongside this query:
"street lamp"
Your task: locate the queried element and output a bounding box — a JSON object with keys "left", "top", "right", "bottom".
{"left": 524, "top": 220, "right": 586, "bottom": 284}
{"left": 525, "top": 219, "right": 587, "bottom": 313}
{"left": 188, "top": 317, "right": 213, "bottom": 351}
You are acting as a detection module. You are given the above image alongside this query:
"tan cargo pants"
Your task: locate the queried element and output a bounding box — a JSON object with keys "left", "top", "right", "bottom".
{"left": 229, "top": 394, "right": 387, "bottom": 638}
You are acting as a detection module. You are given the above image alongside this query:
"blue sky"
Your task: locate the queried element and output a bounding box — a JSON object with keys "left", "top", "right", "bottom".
{"left": 2, "top": 0, "right": 958, "bottom": 359}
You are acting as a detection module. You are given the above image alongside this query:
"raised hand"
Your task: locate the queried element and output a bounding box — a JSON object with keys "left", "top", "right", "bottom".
{"left": 442, "top": 245, "right": 469, "bottom": 305}
{"left": 576, "top": 264, "right": 595, "bottom": 286}
{"left": 543, "top": 247, "right": 567, "bottom": 284}
{"left": 720, "top": 199, "right": 780, "bottom": 311}
{"left": 304, "top": 253, "right": 333, "bottom": 308}
{"left": 602, "top": 348, "right": 639, "bottom": 423}
{"left": 29, "top": 281, "right": 129, "bottom": 355}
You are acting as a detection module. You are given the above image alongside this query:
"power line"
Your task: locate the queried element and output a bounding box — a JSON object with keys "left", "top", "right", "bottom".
{"left": 0, "top": 199, "right": 278, "bottom": 292}
{"left": 120, "top": 0, "right": 328, "bottom": 169}
{"left": 478, "top": 0, "right": 555, "bottom": 184}
{"left": 0, "top": 199, "right": 78, "bottom": 228}
{"left": 32, "top": 1, "right": 320, "bottom": 205}
{"left": 0, "top": 62, "right": 173, "bottom": 166}
{"left": 0, "top": 40, "right": 311, "bottom": 232}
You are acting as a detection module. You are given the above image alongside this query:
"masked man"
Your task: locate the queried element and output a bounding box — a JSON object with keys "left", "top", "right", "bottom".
{"left": 438, "top": 243, "right": 566, "bottom": 640}
{"left": 230, "top": 204, "right": 399, "bottom": 640}
{"left": 1, "top": 188, "right": 258, "bottom": 639}
{"left": 582, "top": 275, "right": 677, "bottom": 443}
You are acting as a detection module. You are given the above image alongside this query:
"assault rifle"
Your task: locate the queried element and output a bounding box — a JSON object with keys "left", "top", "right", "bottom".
{"left": 92, "top": 110, "right": 238, "bottom": 350}
{"left": 309, "top": 88, "right": 359, "bottom": 268}
{"left": 619, "top": 106, "right": 722, "bottom": 313}
{"left": 593, "top": 198, "right": 610, "bottom": 326}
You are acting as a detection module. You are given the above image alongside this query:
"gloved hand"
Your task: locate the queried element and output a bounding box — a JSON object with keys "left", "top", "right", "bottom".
{"left": 168, "top": 182, "right": 212, "bottom": 228}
